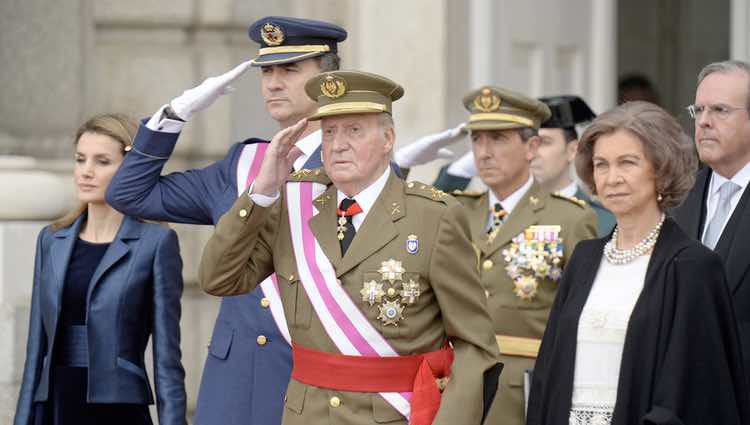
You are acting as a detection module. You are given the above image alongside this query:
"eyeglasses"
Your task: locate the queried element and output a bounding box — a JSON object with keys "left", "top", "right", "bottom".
{"left": 686, "top": 104, "right": 748, "bottom": 120}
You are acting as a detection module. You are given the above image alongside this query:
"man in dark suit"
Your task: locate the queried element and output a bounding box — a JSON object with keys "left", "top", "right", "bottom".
{"left": 105, "top": 16, "right": 347, "bottom": 425}
{"left": 672, "top": 59, "right": 750, "bottom": 390}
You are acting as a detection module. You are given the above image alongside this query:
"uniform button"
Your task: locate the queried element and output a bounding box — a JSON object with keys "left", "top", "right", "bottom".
{"left": 124, "top": 145, "right": 133, "bottom": 152}
{"left": 329, "top": 396, "right": 341, "bottom": 408}
{"left": 256, "top": 335, "right": 267, "bottom": 345}
{"left": 239, "top": 208, "right": 248, "bottom": 218}
{"left": 482, "top": 259, "right": 494, "bottom": 270}
{"left": 260, "top": 298, "right": 270, "bottom": 308}
{"left": 387, "top": 287, "right": 396, "bottom": 297}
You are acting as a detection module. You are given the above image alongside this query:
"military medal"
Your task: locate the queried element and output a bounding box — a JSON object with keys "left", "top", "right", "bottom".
{"left": 360, "top": 280, "right": 385, "bottom": 306}
{"left": 502, "top": 225, "right": 564, "bottom": 301}
{"left": 400, "top": 279, "right": 421, "bottom": 304}
{"left": 377, "top": 300, "right": 405, "bottom": 326}
{"left": 337, "top": 215, "right": 347, "bottom": 240}
{"left": 513, "top": 276, "right": 539, "bottom": 300}
{"left": 378, "top": 259, "right": 405, "bottom": 284}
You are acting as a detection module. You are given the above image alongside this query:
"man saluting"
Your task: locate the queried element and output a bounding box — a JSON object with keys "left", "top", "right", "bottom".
{"left": 199, "top": 70, "right": 501, "bottom": 425}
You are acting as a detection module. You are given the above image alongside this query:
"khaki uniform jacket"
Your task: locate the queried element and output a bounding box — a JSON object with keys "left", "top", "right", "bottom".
{"left": 453, "top": 182, "right": 597, "bottom": 425}
{"left": 199, "top": 169, "right": 500, "bottom": 425}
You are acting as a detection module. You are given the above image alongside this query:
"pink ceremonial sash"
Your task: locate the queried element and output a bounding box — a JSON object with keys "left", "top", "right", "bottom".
{"left": 285, "top": 181, "right": 412, "bottom": 419}
{"left": 236, "top": 143, "right": 291, "bottom": 345}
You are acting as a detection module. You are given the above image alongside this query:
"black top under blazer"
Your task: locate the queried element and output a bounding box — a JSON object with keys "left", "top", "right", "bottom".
{"left": 14, "top": 214, "right": 186, "bottom": 425}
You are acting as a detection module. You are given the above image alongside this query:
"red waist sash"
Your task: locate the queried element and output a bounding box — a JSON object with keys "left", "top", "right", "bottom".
{"left": 291, "top": 343, "right": 454, "bottom": 425}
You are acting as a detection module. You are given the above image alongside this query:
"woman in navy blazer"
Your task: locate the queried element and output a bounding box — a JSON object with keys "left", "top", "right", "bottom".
{"left": 14, "top": 114, "right": 187, "bottom": 425}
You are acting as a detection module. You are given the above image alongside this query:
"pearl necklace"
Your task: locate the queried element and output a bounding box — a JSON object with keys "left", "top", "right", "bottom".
{"left": 604, "top": 214, "right": 665, "bottom": 265}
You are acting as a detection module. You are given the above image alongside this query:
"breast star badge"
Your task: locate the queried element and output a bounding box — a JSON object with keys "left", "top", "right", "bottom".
{"left": 377, "top": 300, "right": 405, "bottom": 326}
{"left": 378, "top": 259, "right": 405, "bottom": 284}
{"left": 513, "top": 275, "right": 539, "bottom": 300}
{"left": 360, "top": 280, "right": 385, "bottom": 306}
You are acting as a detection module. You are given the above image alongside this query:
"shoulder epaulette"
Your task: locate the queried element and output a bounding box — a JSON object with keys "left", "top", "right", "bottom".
{"left": 405, "top": 181, "right": 453, "bottom": 204}
{"left": 551, "top": 192, "right": 588, "bottom": 208}
{"left": 287, "top": 167, "right": 331, "bottom": 184}
{"left": 451, "top": 189, "right": 485, "bottom": 198}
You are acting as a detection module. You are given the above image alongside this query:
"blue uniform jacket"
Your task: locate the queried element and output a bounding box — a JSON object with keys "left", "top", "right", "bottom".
{"left": 105, "top": 124, "right": 321, "bottom": 425}
{"left": 14, "top": 215, "right": 186, "bottom": 425}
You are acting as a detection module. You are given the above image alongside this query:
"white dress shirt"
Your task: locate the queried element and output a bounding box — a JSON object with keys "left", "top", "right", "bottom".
{"left": 486, "top": 175, "right": 534, "bottom": 231}
{"left": 335, "top": 167, "right": 391, "bottom": 231}
{"left": 558, "top": 181, "right": 578, "bottom": 198}
{"left": 701, "top": 160, "right": 750, "bottom": 242}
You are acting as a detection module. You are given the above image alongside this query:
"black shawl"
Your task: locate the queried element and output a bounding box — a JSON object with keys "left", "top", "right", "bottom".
{"left": 527, "top": 218, "right": 749, "bottom": 425}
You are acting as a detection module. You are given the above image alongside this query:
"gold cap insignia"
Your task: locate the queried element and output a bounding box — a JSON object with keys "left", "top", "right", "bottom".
{"left": 320, "top": 75, "right": 347, "bottom": 99}
{"left": 474, "top": 87, "right": 502, "bottom": 113}
{"left": 261, "top": 23, "right": 285, "bottom": 46}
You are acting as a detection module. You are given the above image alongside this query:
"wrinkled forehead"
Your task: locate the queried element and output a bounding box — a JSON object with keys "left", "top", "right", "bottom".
{"left": 696, "top": 70, "right": 750, "bottom": 105}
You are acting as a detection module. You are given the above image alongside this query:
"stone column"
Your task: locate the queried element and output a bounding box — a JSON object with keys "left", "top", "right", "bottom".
{"left": 0, "top": 157, "right": 74, "bottom": 423}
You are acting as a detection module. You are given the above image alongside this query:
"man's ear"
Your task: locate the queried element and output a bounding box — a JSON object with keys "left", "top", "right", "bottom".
{"left": 525, "top": 135, "right": 540, "bottom": 161}
{"left": 566, "top": 139, "right": 579, "bottom": 162}
{"left": 383, "top": 126, "right": 396, "bottom": 154}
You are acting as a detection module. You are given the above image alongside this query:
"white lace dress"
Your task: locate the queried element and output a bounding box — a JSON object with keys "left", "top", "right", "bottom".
{"left": 569, "top": 255, "right": 650, "bottom": 425}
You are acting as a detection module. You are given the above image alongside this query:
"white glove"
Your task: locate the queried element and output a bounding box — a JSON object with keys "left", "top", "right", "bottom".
{"left": 394, "top": 123, "right": 467, "bottom": 168}
{"left": 446, "top": 150, "right": 477, "bottom": 179}
{"left": 169, "top": 60, "right": 254, "bottom": 121}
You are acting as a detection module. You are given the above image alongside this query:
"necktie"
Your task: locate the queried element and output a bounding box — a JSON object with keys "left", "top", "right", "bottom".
{"left": 337, "top": 198, "right": 362, "bottom": 255}
{"left": 703, "top": 181, "right": 741, "bottom": 249}
{"left": 487, "top": 203, "right": 507, "bottom": 243}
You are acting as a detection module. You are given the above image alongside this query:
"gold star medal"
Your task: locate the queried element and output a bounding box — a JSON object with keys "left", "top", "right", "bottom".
{"left": 378, "top": 300, "right": 405, "bottom": 326}
{"left": 378, "top": 259, "right": 405, "bottom": 284}
{"left": 360, "top": 280, "right": 385, "bottom": 306}
{"left": 513, "top": 275, "right": 539, "bottom": 300}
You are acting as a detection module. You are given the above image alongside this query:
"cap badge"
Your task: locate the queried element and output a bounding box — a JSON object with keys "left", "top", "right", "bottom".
{"left": 474, "top": 87, "right": 501, "bottom": 113}
{"left": 261, "top": 23, "right": 285, "bottom": 46}
{"left": 321, "top": 75, "right": 347, "bottom": 99}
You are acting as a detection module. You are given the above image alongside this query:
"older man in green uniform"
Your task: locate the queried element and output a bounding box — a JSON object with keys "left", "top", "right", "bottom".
{"left": 451, "top": 86, "right": 597, "bottom": 425}
{"left": 198, "top": 70, "right": 501, "bottom": 425}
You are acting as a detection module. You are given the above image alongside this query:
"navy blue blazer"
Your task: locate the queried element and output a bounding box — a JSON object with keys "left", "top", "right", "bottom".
{"left": 14, "top": 215, "right": 186, "bottom": 425}
{"left": 106, "top": 124, "right": 315, "bottom": 425}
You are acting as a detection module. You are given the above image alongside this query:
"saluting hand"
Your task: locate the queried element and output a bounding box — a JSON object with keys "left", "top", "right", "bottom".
{"left": 169, "top": 60, "right": 254, "bottom": 121}
{"left": 252, "top": 119, "right": 308, "bottom": 197}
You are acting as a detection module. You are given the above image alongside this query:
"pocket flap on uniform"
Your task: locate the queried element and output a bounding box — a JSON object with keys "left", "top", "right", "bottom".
{"left": 209, "top": 321, "right": 234, "bottom": 360}
{"left": 284, "top": 380, "right": 307, "bottom": 415}
{"left": 372, "top": 394, "right": 406, "bottom": 423}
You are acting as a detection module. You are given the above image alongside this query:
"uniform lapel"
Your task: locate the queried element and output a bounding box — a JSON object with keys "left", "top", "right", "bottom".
{"left": 309, "top": 184, "right": 342, "bottom": 268}
{"left": 469, "top": 193, "right": 490, "bottom": 244}
{"left": 335, "top": 172, "right": 401, "bottom": 277}
{"left": 85, "top": 216, "right": 140, "bottom": 307}
{"left": 481, "top": 183, "right": 543, "bottom": 258}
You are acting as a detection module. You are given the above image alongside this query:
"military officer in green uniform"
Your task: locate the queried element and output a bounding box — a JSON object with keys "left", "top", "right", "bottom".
{"left": 532, "top": 95, "right": 616, "bottom": 237}
{"left": 452, "top": 86, "right": 598, "bottom": 425}
{"left": 198, "top": 70, "right": 501, "bottom": 425}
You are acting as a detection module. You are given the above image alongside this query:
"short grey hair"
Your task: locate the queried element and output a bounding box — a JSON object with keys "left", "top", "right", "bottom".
{"left": 697, "top": 60, "right": 750, "bottom": 108}
{"left": 315, "top": 53, "right": 341, "bottom": 72}
{"left": 519, "top": 127, "right": 538, "bottom": 143}
{"left": 376, "top": 112, "right": 394, "bottom": 132}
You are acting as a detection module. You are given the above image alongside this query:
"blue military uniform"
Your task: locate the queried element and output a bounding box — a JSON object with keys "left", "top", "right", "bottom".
{"left": 106, "top": 16, "right": 346, "bottom": 425}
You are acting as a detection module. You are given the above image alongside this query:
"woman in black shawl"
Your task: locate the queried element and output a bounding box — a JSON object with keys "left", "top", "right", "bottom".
{"left": 527, "top": 101, "right": 748, "bottom": 425}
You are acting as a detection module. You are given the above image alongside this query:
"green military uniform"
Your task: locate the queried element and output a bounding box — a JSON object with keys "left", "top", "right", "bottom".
{"left": 454, "top": 86, "right": 598, "bottom": 425}
{"left": 198, "top": 71, "right": 500, "bottom": 425}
